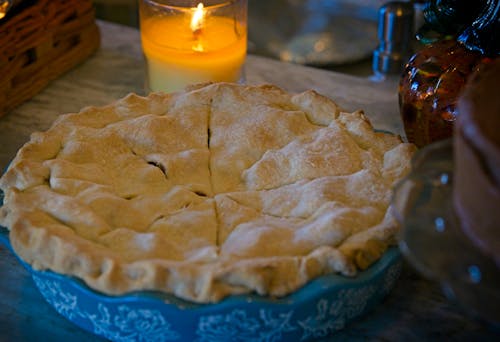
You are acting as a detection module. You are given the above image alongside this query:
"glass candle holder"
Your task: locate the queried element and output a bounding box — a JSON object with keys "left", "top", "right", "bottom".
{"left": 139, "top": 0, "right": 247, "bottom": 93}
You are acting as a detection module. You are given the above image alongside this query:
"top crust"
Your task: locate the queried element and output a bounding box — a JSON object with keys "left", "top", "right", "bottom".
{"left": 0, "top": 83, "right": 415, "bottom": 303}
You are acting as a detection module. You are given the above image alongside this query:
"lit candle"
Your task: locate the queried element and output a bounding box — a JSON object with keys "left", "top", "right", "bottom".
{"left": 140, "top": 0, "right": 247, "bottom": 93}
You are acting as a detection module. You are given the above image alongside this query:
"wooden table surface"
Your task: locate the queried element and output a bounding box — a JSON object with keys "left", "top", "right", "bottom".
{"left": 0, "top": 21, "right": 498, "bottom": 341}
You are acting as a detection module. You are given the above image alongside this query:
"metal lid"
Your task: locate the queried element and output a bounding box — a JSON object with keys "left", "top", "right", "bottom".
{"left": 373, "top": 1, "right": 415, "bottom": 75}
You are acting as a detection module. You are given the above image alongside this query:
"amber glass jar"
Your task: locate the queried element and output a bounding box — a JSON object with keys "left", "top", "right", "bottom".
{"left": 399, "top": 40, "right": 485, "bottom": 147}
{"left": 398, "top": 0, "right": 499, "bottom": 148}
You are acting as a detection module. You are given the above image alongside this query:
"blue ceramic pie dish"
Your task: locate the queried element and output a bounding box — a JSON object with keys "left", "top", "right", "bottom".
{"left": 0, "top": 190, "right": 401, "bottom": 341}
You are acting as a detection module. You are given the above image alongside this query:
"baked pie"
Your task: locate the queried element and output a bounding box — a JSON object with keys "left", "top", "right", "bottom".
{"left": 0, "top": 83, "right": 415, "bottom": 302}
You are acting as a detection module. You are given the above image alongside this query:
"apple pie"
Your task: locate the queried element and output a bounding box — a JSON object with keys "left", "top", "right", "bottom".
{"left": 0, "top": 83, "right": 415, "bottom": 302}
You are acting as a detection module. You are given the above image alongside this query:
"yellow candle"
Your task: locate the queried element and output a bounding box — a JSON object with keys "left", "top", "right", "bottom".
{"left": 140, "top": 3, "right": 247, "bottom": 93}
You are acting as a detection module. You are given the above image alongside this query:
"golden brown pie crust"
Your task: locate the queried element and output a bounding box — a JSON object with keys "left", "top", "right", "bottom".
{"left": 0, "top": 83, "right": 416, "bottom": 303}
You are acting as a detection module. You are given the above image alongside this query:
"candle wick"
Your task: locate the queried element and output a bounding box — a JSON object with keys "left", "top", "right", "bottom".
{"left": 192, "top": 29, "right": 204, "bottom": 52}
{"left": 193, "top": 28, "right": 203, "bottom": 38}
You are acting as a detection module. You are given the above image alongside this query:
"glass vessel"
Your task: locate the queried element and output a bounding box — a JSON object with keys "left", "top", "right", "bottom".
{"left": 392, "top": 139, "right": 500, "bottom": 326}
{"left": 398, "top": 0, "right": 499, "bottom": 148}
{"left": 139, "top": 0, "right": 248, "bottom": 93}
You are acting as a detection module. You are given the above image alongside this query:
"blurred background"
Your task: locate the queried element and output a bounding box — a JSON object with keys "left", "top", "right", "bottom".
{"left": 93, "top": 0, "right": 392, "bottom": 77}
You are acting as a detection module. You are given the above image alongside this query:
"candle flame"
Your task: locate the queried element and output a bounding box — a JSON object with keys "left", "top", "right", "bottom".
{"left": 190, "top": 3, "right": 205, "bottom": 52}
{"left": 0, "top": 0, "right": 12, "bottom": 20}
{"left": 190, "top": 3, "right": 205, "bottom": 33}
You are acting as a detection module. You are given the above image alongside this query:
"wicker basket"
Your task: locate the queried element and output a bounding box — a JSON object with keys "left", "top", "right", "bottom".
{"left": 0, "top": 0, "right": 100, "bottom": 117}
